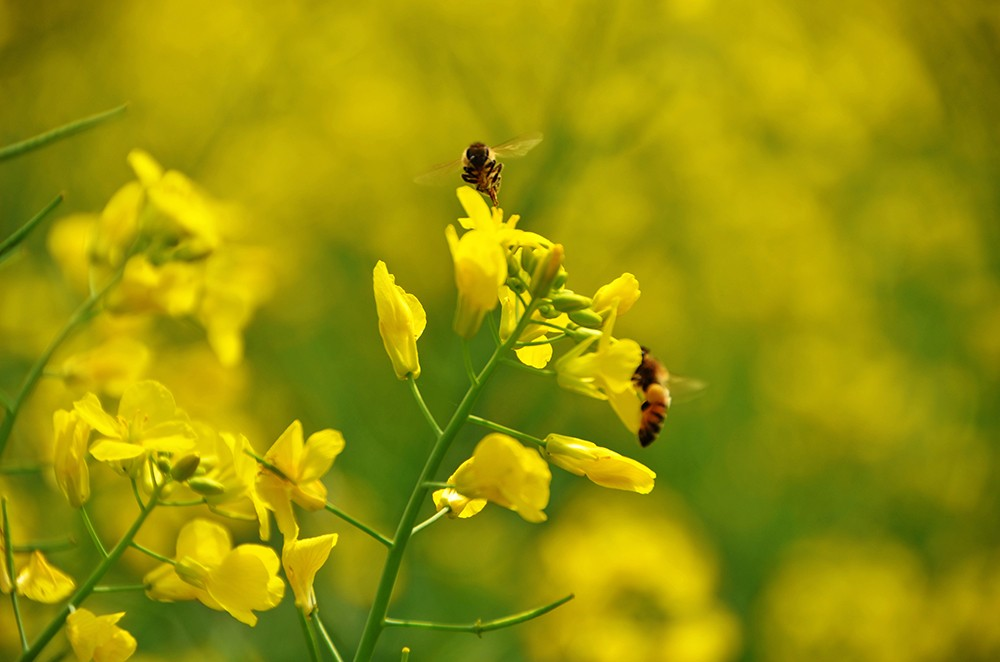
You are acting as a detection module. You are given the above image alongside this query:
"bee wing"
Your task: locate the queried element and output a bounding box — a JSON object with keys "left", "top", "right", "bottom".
{"left": 665, "top": 376, "right": 707, "bottom": 402}
{"left": 491, "top": 131, "right": 543, "bottom": 158}
{"left": 413, "top": 157, "right": 463, "bottom": 186}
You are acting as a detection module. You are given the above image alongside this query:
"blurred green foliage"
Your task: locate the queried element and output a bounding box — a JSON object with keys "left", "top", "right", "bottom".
{"left": 1, "top": 0, "right": 999, "bottom": 660}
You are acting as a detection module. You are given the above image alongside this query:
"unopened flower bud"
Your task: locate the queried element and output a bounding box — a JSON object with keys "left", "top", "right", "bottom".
{"left": 170, "top": 454, "right": 201, "bottom": 481}
{"left": 550, "top": 291, "right": 593, "bottom": 313}
{"left": 568, "top": 308, "right": 604, "bottom": 329}
{"left": 529, "top": 244, "right": 564, "bottom": 299}
{"left": 187, "top": 476, "right": 226, "bottom": 496}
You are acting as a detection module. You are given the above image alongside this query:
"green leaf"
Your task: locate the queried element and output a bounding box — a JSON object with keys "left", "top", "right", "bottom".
{"left": 0, "top": 103, "right": 128, "bottom": 162}
{"left": 0, "top": 193, "right": 63, "bottom": 264}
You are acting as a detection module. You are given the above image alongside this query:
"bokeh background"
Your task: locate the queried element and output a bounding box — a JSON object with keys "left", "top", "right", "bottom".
{"left": 2, "top": 1, "right": 999, "bottom": 660}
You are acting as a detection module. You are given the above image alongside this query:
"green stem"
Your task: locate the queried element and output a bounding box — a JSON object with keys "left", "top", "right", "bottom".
{"left": 80, "top": 505, "right": 107, "bottom": 558}
{"left": 0, "top": 194, "right": 63, "bottom": 264}
{"left": 18, "top": 479, "right": 166, "bottom": 662}
{"left": 384, "top": 593, "right": 574, "bottom": 635}
{"left": 351, "top": 300, "right": 541, "bottom": 662}
{"left": 323, "top": 503, "right": 392, "bottom": 548}
{"left": 407, "top": 378, "right": 442, "bottom": 437}
{"left": 129, "top": 541, "right": 175, "bottom": 565}
{"left": 2, "top": 498, "right": 29, "bottom": 651}
{"left": 410, "top": 508, "right": 449, "bottom": 536}
{"left": 314, "top": 612, "right": 345, "bottom": 662}
{"left": 298, "top": 608, "right": 321, "bottom": 662}
{"left": 0, "top": 270, "right": 124, "bottom": 461}
{"left": 12, "top": 537, "right": 75, "bottom": 554}
{"left": 466, "top": 416, "right": 546, "bottom": 448}
{"left": 91, "top": 584, "right": 147, "bottom": 594}
{"left": 498, "top": 357, "right": 555, "bottom": 377}
{"left": 461, "top": 340, "right": 479, "bottom": 385}
{"left": 0, "top": 464, "right": 48, "bottom": 475}
{"left": 0, "top": 104, "right": 128, "bottom": 162}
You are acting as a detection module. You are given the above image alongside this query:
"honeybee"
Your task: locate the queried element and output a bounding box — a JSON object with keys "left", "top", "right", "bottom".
{"left": 632, "top": 347, "right": 705, "bottom": 447}
{"left": 414, "top": 132, "right": 543, "bottom": 207}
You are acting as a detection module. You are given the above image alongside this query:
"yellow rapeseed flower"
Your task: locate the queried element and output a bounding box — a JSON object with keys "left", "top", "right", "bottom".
{"left": 555, "top": 310, "right": 643, "bottom": 433}
{"left": 544, "top": 434, "right": 655, "bottom": 494}
{"left": 59, "top": 337, "right": 150, "bottom": 398}
{"left": 16, "top": 551, "right": 76, "bottom": 603}
{"left": 74, "top": 380, "right": 196, "bottom": 475}
{"left": 256, "top": 420, "right": 346, "bottom": 540}
{"left": 591, "top": 273, "right": 641, "bottom": 318}
{"left": 445, "top": 224, "right": 507, "bottom": 339}
{"left": 144, "top": 519, "right": 284, "bottom": 626}
{"left": 282, "top": 533, "right": 338, "bottom": 616}
{"left": 373, "top": 260, "right": 426, "bottom": 379}
{"left": 432, "top": 479, "right": 488, "bottom": 519}
{"left": 448, "top": 434, "right": 551, "bottom": 523}
{"left": 66, "top": 609, "right": 137, "bottom": 662}
{"left": 52, "top": 409, "right": 92, "bottom": 508}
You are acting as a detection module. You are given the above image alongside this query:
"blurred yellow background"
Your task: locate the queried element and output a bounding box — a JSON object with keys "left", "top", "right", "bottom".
{"left": 1, "top": 1, "right": 998, "bottom": 660}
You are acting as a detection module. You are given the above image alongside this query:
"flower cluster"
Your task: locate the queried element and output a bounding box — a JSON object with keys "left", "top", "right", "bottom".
{"left": 376, "top": 186, "right": 660, "bottom": 524}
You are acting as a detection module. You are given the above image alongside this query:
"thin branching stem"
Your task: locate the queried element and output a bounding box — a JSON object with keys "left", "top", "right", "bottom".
{"left": 323, "top": 503, "right": 392, "bottom": 548}
{"left": 383, "top": 593, "right": 574, "bottom": 635}
{"left": 314, "top": 611, "right": 346, "bottom": 662}
{"left": 298, "top": 608, "right": 322, "bottom": 662}
{"left": 466, "top": 416, "right": 547, "bottom": 448}
{"left": 128, "top": 541, "right": 174, "bottom": 565}
{"left": 0, "top": 194, "right": 63, "bottom": 264}
{"left": 407, "top": 378, "right": 442, "bottom": 437}
{"left": 0, "top": 104, "right": 128, "bottom": 162}
{"left": 18, "top": 479, "right": 166, "bottom": 662}
{"left": 80, "top": 505, "right": 108, "bottom": 558}
{"left": 92, "top": 584, "right": 147, "bottom": 594}
{"left": 461, "top": 340, "right": 478, "bottom": 386}
{"left": 0, "top": 270, "right": 125, "bottom": 461}
{"left": 11, "top": 537, "right": 75, "bottom": 554}
{"left": 410, "top": 507, "right": 449, "bottom": 536}
{"left": 2, "top": 498, "right": 29, "bottom": 651}
{"left": 352, "top": 298, "right": 543, "bottom": 662}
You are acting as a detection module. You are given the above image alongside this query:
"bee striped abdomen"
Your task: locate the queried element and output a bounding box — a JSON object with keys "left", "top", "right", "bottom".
{"left": 638, "top": 383, "right": 669, "bottom": 447}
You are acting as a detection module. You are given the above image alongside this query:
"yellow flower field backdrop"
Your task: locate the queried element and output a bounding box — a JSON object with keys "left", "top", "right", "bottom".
{"left": 1, "top": 1, "right": 998, "bottom": 661}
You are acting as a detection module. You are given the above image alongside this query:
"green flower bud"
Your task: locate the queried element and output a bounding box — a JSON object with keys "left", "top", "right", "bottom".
{"left": 187, "top": 476, "right": 226, "bottom": 496}
{"left": 170, "top": 454, "right": 201, "bottom": 481}
{"left": 550, "top": 291, "right": 593, "bottom": 313}
{"left": 568, "top": 308, "right": 604, "bottom": 329}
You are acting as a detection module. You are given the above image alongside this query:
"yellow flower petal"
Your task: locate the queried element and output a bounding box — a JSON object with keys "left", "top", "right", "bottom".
{"left": 451, "top": 434, "right": 551, "bottom": 523}
{"left": 16, "top": 551, "right": 76, "bottom": 603}
{"left": 53, "top": 409, "right": 91, "bottom": 508}
{"left": 66, "top": 609, "right": 137, "bottom": 662}
{"left": 373, "top": 260, "right": 426, "bottom": 380}
{"left": 283, "top": 534, "right": 338, "bottom": 615}
{"left": 299, "top": 429, "right": 346, "bottom": 483}
{"left": 206, "top": 545, "right": 285, "bottom": 626}
{"left": 544, "top": 434, "right": 656, "bottom": 494}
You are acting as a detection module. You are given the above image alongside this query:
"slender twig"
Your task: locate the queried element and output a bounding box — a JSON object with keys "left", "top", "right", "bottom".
{"left": 352, "top": 297, "right": 543, "bottom": 662}
{"left": 498, "top": 357, "right": 555, "bottom": 377}
{"left": 79, "top": 505, "right": 107, "bottom": 558}
{"left": 2, "top": 498, "right": 29, "bottom": 651}
{"left": 0, "top": 194, "right": 63, "bottom": 264}
{"left": 314, "top": 611, "right": 346, "bottom": 662}
{"left": 514, "top": 333, "right": 566, "bottom": 347}
{"left": 11, "top": 536, "right": 75, "bottom": 554}
{"left": 18, "top": 479, "right": 166, "bottom": 662}
{"left": 323, "top": 503, "right": 392, "bottom": 548}
{"left": 461, "top": 340, "right": 478, "bottom": 386}
{"left": 410, "top": 508, "right": 449, "bottom": 536}
{"left": 0, "top": 104, "right": 128, "bottom": 162}
{"left": 384, "top": 594, "right": 574, "bottom": 635}
{"left": 128, "top": 542, "right": 174, "bottom": 565}
{"left": 420, "top": 481, "right": 450, "bottom": 490}
{"left": 0, "top": 464, "right": 48, "bottom": 475}
{"left": 91, "top": 584, "right": 147, "bottom": 594}
{"left": 466, "top": 416, "right": 546, "bottom": 448}
{"left": 407, "top": 378, "right": 442, "bottom": 437}
{"left": 298, "top": 608, "right": 321, "bottom": 662}
{"left": 0, "top": 270, "right": 124, "bottom": 460}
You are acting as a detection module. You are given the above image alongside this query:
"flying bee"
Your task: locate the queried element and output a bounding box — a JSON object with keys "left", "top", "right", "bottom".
{"left": 632, "top": 347, "right": 705, "bottom": 447}
{"left": 414, "top": 132, "right": 543, "bottom": 207}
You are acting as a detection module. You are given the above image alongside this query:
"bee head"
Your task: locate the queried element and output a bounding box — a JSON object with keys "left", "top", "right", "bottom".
{"left": 464, "top": 142, "right": 490, "bottom": 169}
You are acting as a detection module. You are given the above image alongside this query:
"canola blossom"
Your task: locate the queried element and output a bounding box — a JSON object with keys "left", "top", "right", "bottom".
{"left": 144, "top": 519, "right": 284, "bottom": 626}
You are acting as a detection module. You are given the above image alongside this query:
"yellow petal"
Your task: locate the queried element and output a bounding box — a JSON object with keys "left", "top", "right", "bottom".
{"left": 73, "top": 393, "right": 121, "bottom": 439}
{"left": 89, "top": 440, "right": 145, "bottom": 462}
{"left": 66, "top": 609, "right": 137, "bottom": 662}
{"left": 264, "top": 420, "right": 304, "bottom": 479}
{"left": 176, "top": 519, "right": 232, "bottom": 565}
{"left": 16, "top": 551, "right": 76, "bottom": 603}
{"left": 298, "top": 429, "right": 345, "bottom": 483}
{"left": 283, "top": 534, "right": 338, "bottom": 615}
{"left": 53, "top": 409, "right": 91, "bottom": 508}
{"left": 206, "top": 545, "right": 285, "bottom": 626}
